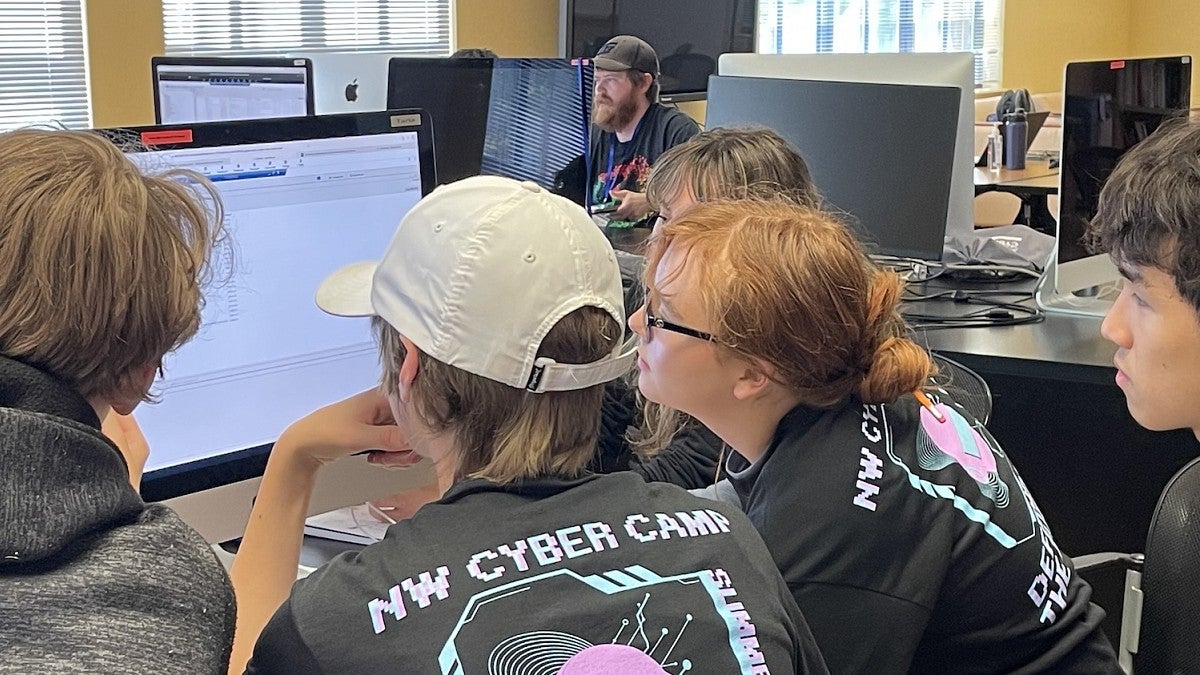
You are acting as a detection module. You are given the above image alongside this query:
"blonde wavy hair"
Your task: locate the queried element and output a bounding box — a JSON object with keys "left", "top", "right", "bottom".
{"left": 0, "top": 129, "right": 224, "bottom": 400}
{"left": 373, "top": 305, "right": 620, "bottom": 485}
{"left": 640, "top": 200, "right": 934, "bottom": 449}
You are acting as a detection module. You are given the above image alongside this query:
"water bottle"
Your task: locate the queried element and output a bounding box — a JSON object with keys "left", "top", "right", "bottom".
{"left": 987, "top": 129, "right": 1002, "bottom": 171}
{"left": 1003, "top": 109, "right": 1028, "bottom": 170}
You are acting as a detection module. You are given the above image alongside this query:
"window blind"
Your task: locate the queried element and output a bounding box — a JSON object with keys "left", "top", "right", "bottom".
{"left": 162, "top": 0, "right": 452, "bottom": 56}
{"left": 0, "top": 1, "right": 90, "bottom": 130}
{"left": 758, "top": 0, "right": 1003, "bottom": 89}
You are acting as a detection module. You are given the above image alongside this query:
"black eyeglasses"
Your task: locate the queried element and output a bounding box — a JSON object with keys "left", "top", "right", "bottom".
{"left": 644, "top": 307, "right": 715, "bottom": 343}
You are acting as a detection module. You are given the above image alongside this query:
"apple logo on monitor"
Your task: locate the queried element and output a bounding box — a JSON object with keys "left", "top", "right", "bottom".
{"left": 344, "top": 78, "right": 359, "bottom": 103}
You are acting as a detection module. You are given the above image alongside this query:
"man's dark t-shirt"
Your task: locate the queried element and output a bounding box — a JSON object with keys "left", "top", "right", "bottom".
{"left": 589, "top": 102, "right": 699, "bottom": 225}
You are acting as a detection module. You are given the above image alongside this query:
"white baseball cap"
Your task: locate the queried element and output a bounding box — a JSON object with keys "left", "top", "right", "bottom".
{"left": 315, "top": 175, "right": 636, "bottom": 392}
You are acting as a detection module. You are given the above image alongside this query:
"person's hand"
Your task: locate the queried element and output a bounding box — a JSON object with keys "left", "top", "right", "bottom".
{"left": 275, "top": 388, "right": 418, "bottom": 470}
{"left": 101, "top": 412, "right": 150, "bottom": 488}
{"left": 611, "top": 189, "right": 651, "bottom": 221}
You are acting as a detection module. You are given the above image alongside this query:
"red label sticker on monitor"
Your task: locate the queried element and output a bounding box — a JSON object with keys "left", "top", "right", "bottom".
{"left": 141, "top": 129, "right": 193, "bottom": 146}
{"left": 1110, "top": 60, "right": 1126, "bottom": 70}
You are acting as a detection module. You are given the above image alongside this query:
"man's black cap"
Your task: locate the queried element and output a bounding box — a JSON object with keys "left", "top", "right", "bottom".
{"left": 593, "top": 35, "right": 659, "bottom": 76}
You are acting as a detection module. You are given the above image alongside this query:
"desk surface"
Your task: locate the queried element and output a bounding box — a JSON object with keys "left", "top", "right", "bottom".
{"left": 974, "top": 158, "right": 1057, "bottom": 189}
{"left": 910, "top": 277, "right": 1111, "bottom": 377}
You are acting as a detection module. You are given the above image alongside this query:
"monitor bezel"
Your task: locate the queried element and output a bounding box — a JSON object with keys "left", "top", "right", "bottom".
{"left": 151, "top": 55, "right": 317, "bottom": 124}
{"left": 92, "top": 110, "right": 437, "bottom": 502}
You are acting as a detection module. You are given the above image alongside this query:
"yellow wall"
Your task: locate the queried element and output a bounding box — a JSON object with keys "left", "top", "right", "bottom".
{"left": 1000, "top": 0, "right": 1131, "bottom": 94}
{"left": 86, "top": 0, "right": 166, "bottom": 127}
{"left": 456, "top": 0, "right": 558, "bottom": 57}
{"left": 1128, "top": 0, "right": 1200, "bottom": 103}
{"left": 83, "top": 0, "right": 1200, "bottom": 126}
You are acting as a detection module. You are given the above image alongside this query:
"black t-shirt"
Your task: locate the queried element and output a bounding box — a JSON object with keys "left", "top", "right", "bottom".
{"left": 245, "top": 473, "right": 828, "bottom": 674}
{"left": 589, "top": 103, "right": 699, "bottom": 222}
{"left": 721, "top": 395, "right": 1121, "bottom": 674}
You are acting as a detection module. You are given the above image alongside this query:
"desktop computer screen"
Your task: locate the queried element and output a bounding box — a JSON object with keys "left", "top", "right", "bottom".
{"left": 706, "top": 75, "right": 959, "bottom": 262}
{"left": 718, "top": 52, "right": 976, "bottom": 244}
{"left": 97, "top": 111, "right": 436, "bottom": 539}
{"left": 152, "top": 56, "right": 315, "bottom": 124}
{"left": 387, "top": 57, "right": 592, "bottom": 204}
{"left": 387, "top": 57, "right": 495, "bottom": 185}
{"left": 1039, "top": 55, "right": 1192, "bottom": 317}
{"left": 481, "top": 58, "right": 593, "bottom": 205}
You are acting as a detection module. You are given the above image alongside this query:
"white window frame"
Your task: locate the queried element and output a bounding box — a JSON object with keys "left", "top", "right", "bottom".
{"left": 757, "top": 0, "right": 1003, "bottom": 90}
{"left": 0, "top": 0, "right": 91, "bottom": 130}
{"left": 161, "top": 0, "right": 453, "bottom": 56}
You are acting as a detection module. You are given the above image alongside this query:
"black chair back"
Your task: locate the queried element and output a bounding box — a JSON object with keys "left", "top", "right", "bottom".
{"left": 1135, "top": 456, "right": 1200, "bottom": 674}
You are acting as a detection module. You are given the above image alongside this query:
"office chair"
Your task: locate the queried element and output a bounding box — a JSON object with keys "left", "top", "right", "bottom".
{"left": 929, "top": 352, "right": 993, "bottom": 425}
{"left": 1074, "top": 455, "right": 1200, "bottom": 674}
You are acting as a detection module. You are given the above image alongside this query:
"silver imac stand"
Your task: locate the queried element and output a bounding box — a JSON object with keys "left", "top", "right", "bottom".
{"left": 1035, "top": 246, "right": 1122, "bottom": 318}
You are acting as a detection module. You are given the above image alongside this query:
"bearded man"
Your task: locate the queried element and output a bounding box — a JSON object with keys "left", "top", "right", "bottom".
{"left": 588, "top": 35, "right": 699, "bottom": 226}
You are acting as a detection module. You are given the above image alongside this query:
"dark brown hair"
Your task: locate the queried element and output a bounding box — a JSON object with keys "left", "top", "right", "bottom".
{"left": 1087, "top": 114, "right": 1200, "bottom": 311}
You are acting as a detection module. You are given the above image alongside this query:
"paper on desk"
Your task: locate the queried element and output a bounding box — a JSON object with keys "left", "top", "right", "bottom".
{"left": 304, "top": 504, "right": 391, "bottom": 545}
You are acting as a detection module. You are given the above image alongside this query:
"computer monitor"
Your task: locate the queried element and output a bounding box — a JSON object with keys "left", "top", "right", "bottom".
{"left": 387, "top": 57, "right": 495, "bottom": 184}
{"left": 1037, "top": 55, "right": 1192, "bottom": 317}
{"left": 95, "top": 111, "right": 437, "bottom": 542}
{"left": 718, "top": 52, "right": 976, "bottom": 244}
{"left": 481, "top": 58, "right": 593, "bottom": 204}
{"left": 387, "top": 57, "right": 593, "bottom": 204}
{"left": 151, "top": 56, "right": 315, "bottom": 124}
{"left": 293, "top": 51, "right": 393, "bottom": 114}
{"left": 706, "top": 75, "right": 959, "bottom": 262}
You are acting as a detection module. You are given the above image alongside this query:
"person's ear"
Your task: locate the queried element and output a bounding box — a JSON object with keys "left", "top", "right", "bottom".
{"left": 110, "top": 363, "right": 158, "bottom": 415}
{"left": 731, "top": 357, "right": 776, "bottom": 401}
{"left": 397, "top": 335, "right": 421, "bottom": 403}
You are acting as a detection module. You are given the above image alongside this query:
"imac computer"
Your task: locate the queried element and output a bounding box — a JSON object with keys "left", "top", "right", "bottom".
{"left": 96, "top": 111, "right": 437, "bottom": 543}
{"left": 151, "top": 56, "right": 315, "bottom": 124}
{"left": 718, "top": 52, "right": 977, "bottom": 245}
{"left": 706, "top": 74, "right": 959, "bottom": 262}
{"left": 1036, "top": 55, "right": 1192, "bottom": 317}
{"left": 291, "top": 51, "right": 393, "bottom": 114}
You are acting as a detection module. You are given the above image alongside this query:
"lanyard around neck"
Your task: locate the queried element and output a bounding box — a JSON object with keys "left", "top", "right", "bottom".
{"left": 602, "top": 111, "right": 647, "bottom": 202}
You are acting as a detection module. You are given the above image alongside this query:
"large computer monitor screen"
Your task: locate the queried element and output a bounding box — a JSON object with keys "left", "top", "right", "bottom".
{"left": 1038, "top": 55, "right": 1192, "bottom": 317}
{"left": 482, "top": 58, "right": 593, "bottom": 204}
{"left": 96, "top": 111, "right": 436, "bottom": 541}
{"left": 387, "top": 57, "right": 495, "bottom": 185}
{"left": 718, "top": 52, "right": 976, "bottom": 244}
{"left": 152, "top": 56, "right": 315, "bottom": 124}
{"left": 560, "top": 0, "right": 757, "bottom": 102}
{"left": 387, "top": 57, "right": 593, "bottom": 205}
{"left": 706, "top": 75, "right": 959, "bottom": 261}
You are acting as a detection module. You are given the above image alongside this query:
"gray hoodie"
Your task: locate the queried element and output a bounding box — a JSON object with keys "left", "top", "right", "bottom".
{"left": 0, "top": 356, "right": 235, "bottom": 673}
